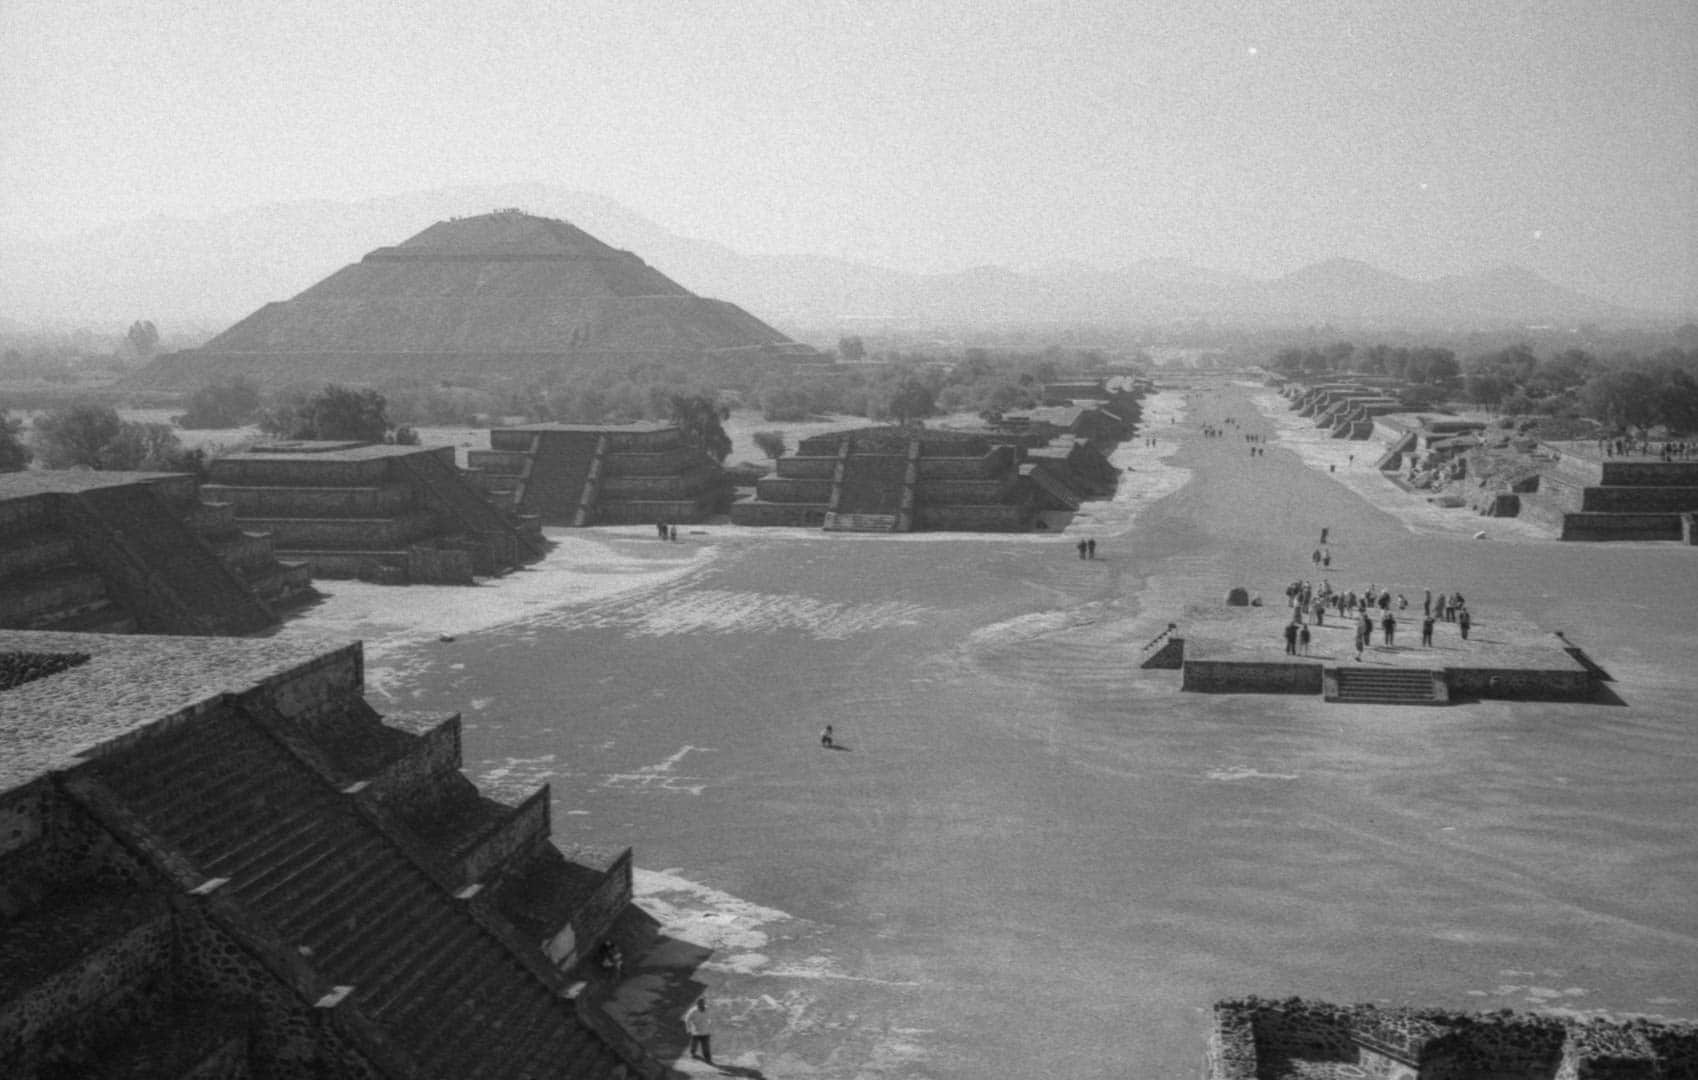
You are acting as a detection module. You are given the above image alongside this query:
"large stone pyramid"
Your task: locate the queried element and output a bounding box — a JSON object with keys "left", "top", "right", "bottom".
{"left": 133, "top": 209, "right": 814, "bottom": 388}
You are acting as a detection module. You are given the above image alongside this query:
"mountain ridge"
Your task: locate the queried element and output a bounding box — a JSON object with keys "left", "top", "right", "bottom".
{"left": 0, "top": 184, "right": 1664, "bottom": 332}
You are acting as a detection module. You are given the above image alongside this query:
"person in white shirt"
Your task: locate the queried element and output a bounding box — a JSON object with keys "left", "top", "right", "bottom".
{"left": 684, "top": 997, "right": 713, "bottom": 1064}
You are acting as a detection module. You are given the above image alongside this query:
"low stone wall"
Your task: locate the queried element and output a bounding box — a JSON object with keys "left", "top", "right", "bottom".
{"left": 257, "top": 510, "right": 439, "bottom": 548}
{"left": 1580, "top": 485, "right": 1698, "bottom": 513}
{"left": 774, "top": 456, "right": 837, "bottom": 480}
{"left": 729, "top": 500, "right": 827, "bottom": 527}
{"left": 917, "top": 452, "right": 1001, "bottom": 480}
{"left": 594, "top": 498, "right": 712, "bottom": 525}
{"left": 1560, "top": 512, "right": 1684, "bottom": 541}
{"left": 601, "top": 446, "right": 697, "bottom": 476}
{"left": 916, "top": 504, "right": 1032, "bottom": 531}
{"left": 1182, "top": 660, "right": 1323, "bottom": 694}
{"left": 599, "top": 473, "right": 715, "bottom": 499}
{"left": 199, "top": 483, "right": 416, "bottom": 517}
{"left": 364, "top": 714, "right": 462, "bottom": 816}
{"left": 754, "top": 478, "right": 834, "bottom": 503}
{"left": 916, "top": 478, "right": 1013, "bottom": 504}
{"left": 1601, "top": 460, "right": 1698, "bottom": 487}
{"left": 1444, "top": 665, "right": 1595, "bottom": 701}
{"left": 407, "top": 543, "right": 476, "bottom": 584}
{"left": 254, "top": 643, "right": 363, "bottom": 723}
{"left": 209, "top": 455, "right": 392, "bottom": 486}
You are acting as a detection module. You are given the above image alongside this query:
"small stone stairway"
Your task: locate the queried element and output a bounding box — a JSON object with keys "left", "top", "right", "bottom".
{"left": 1325, "top": 665, "right": 1448, "bottom": 705}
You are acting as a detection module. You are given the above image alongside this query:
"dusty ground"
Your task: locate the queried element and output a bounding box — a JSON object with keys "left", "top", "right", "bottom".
{"left": 279, "top": 381, "right": 1698, "bottom": 1079}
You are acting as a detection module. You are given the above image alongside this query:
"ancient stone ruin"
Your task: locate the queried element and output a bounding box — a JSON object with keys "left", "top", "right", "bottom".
{"left": 0, "top": 629, "right": 647, "bottom": 1078}
{"left": 1206, "top": 997, "right": 1697, "bottom": 1079}
{"left": 731, "top": 420, "right": 1125, "bottom": 532}
{"left": 0, "top": 471, "right": 313, "bottom": 635}
{"left": 469, "top": 421, "right": 725, "bottom": 526}
{"left": 130, "top": 208, "right": 817, "bottom": 391}
{"left": 204, "top": 441, "right": 545, "bottom": 582}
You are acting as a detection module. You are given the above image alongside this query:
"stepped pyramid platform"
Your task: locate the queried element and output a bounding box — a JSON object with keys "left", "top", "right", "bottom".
{"left": 0, "top": 471, "right": 313, "bottom": 636}
{"left": 130, "top": 208, "right": 817, "bottom": 390}
{"left": 731, "top": 424, "right": 1121, "bottom": 531}
{"left": 1520, "top": 443, "right": 1698, "bottom": 542}
{"left": 1167, "top": 591, "right": 1599, "bottom": 703}
{"left": 469, "top": 421, "right": 725, "bottom": 526}
{"left": 205, "top": 441, "right": 546, "bottom": 582}
{"left": 0, "top": 629, "right": 650, "bottom": 1079}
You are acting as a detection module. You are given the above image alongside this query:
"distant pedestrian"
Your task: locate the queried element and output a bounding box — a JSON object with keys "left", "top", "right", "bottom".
{"left": 820, "top": 724, "right": 834, "bottom": 748}
{"left": 1421, "top": 614, "right": 1435, "bottom": 646}
{"left": 1320, "top": 527, "right": 1329, "bottom": 545}
{"left": 1322, "top": 551, "right": 1331, "bottom": 569}
{"left": 1087, "top": 538, "right": 1097, "bottom": 559}
{"left": 1298, "top": 624, "right": 1311, "bottom": 655}
{"left": 1382, "top": 613, "right": 1396, "bottom": 646}
{"left": 1457, "top": 607, "right": 1471, "bottom": 640}
{"left": 1283, "top": 621, "right": 1299, "bottom": 655}
{"left": 684, "top": 998, "right": 713, "bottom": 1064}
{"left": 669, "top": 525, "right": 678, "bottom": 542}
{"left": 1077, "top": 539, "right": 1088, "bottom": 559}
{"left": 657, "top": 521, "right": 668, "bottom": 539}
{"left": 1423, "top": 589, "right": 1431, "bottom": 616}
{"left": 1312, "top": 548, "right": 1322, "bottom": 568}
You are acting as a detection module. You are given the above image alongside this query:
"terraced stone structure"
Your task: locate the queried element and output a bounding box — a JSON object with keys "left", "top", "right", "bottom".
{"left": 0, "top": 629, "right": 649, "bottom": 1079}
{"left": 469, "top": 422, "right": 724, "bottom": 526}
{"left": 0, "top": 471, "right": 312, "bottom": 636}
{"left": 204, "top": 441, "right": 545, "bottom": 582}
{"left": 1283, "top": 379, "right": 1406, "bottom": 439}
{"left": 1519, "top": 450, "right": 1698, "bottom": 542}
{"left": 730, "top": 425, "right": 1121, "bottom": 532}
{"left": 1206, "top": 997, "right": 1698, "bottom": 1079}
{"left": 131, "top": 208, "right": 816, "bottom": 391}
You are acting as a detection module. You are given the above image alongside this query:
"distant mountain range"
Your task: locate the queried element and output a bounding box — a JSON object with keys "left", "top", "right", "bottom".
{"left": 0, "top": 182, "right": 1655, "bottom": 334}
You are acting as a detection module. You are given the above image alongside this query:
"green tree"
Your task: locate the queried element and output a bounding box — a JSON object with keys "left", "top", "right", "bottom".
{"left": 261, "top": 384, "right": 396, "bottom": 443}
{"left": 177, "top": 376, "right": 262, "bottom": 428}
{"left": 126, "top": 319, "right": 160, "bottom": 359}
{"left": 32, "top": 403, "right": 125, "bottom": 468}
{"left": 669, "top": 394, "right": 732, "bottom": 464}
{"left": 0, "top": 411, "right": 32, "bottom": 471}
{"left": 752, "top": 430, "right": 787, "bottom": 463}
{"left": 886, "top": 377, "right": 935, "bottom": 424}
{"left": 1578, "top": 369, "right": 1660, "bottom": 432}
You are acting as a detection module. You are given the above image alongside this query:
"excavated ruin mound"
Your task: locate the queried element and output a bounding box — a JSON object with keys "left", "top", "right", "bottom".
{"left": 130, "top": 209, "right": 815, "bottom": 389}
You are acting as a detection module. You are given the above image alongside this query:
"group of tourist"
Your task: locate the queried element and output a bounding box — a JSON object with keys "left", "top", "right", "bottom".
{"left": 1283, "top": 566, "right": 1476, "bottom": 659}
{"left": 654, "top": 521, "right": 679, "bottom": 541}
{"left": 1075, "top": 538, "right": 1099, "bottom": 559}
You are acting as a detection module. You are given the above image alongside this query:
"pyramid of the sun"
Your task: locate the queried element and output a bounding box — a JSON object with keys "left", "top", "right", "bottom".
{"left": 133, "top": 209, "right": 814, "bottom": 388}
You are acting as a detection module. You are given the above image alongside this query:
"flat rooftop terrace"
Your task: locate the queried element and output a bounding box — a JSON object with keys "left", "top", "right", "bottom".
{"left": 0, "top": 630, "right": 355, "bottom": 789}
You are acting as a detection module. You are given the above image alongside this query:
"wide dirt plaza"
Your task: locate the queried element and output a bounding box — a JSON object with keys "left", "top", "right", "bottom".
{"left": 282, "top": 380, "right": 1698, "bottom": 1079}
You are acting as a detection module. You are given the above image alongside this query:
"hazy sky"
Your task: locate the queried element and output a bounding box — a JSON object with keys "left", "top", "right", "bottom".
{"left": 3, "top": 0, "right": 1694, "bottom": 310}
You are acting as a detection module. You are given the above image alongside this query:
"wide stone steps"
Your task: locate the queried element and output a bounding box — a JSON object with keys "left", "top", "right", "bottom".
{"left": 1327, "top": 666, "right": 1446, "bottom": 705}
{"left": 85, "top": 709, "right": 619, "bottom": 1079}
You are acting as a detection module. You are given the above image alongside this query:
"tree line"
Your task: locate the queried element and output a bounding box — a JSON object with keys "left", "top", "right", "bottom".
{"left": 1271, "top": 342, "right": 1698, "bottom": 434}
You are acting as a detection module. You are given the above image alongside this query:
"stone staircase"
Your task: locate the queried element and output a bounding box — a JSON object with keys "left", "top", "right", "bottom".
{"left": 1325, "top": 665, "right": 1448, "bottom": 705}
{"left": 81, "top": 706, "right": 626, "bottom": 1080}
{"left": 395, "top": 448, "right": 544, "bottom": 565}
{"left": 67, "top": 485, "right": 276, "bottom": 636}
{"left": 521, "top": 430, "right": 601, "bottom": 526}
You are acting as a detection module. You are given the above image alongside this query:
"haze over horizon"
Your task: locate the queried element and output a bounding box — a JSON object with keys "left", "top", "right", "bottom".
{"left": 3, "top": 0, "right": 1695, "bottom": 313}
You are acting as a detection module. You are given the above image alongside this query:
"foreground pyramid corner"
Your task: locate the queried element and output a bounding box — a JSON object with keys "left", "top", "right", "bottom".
{"left": 130, "top": 207, "right": 819, "bottom": 390}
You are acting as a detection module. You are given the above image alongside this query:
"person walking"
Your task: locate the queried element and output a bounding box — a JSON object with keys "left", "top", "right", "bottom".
{"left": 1421, "top": 613, "right": 1435, "bottom": 647}
{"left": 1087, "top": 538, "right": 1097, "bottom": 559}
{"left": 684, "top": 998, "right": 713, "bottom": 1064}
{"left": 1457, "top": 606, "right": 1472, "bottom": 641}
{"left": 1077, "top": 539, "right": 1088, "bottom": 559}
{"left": 1283, "top": 621, "right": 1299, "bottom": 655}
{"left": 1382, "top": 612, "right": 1396, "bottom": 646}
{"left": 1298, "top": 624, "right": 1311, "bottom": 655}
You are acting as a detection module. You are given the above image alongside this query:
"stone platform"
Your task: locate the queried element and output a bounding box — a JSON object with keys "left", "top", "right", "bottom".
{"left": 1172, "top": 594, "right": 1598, "bottom": 702}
